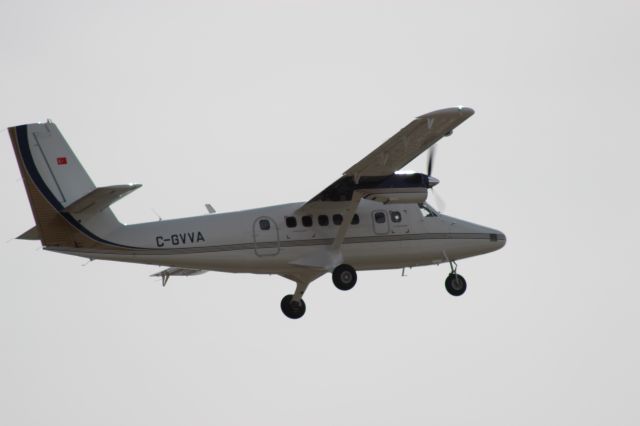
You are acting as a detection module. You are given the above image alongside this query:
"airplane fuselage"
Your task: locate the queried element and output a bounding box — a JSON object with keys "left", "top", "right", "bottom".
{"left": 50, "top": 200, "right": 505, "bottom": 275}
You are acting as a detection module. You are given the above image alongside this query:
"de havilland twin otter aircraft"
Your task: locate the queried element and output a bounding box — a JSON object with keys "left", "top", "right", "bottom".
{"left": 9, "top": 106, "right": 505, "bottom": 319}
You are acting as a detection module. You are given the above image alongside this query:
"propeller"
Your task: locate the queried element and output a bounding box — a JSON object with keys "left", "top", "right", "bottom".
{"left": 425, "top": 147, "right": 446, "bottom": 212}
{"left": 427, "top": 145, "right": 435, "bottom": 177}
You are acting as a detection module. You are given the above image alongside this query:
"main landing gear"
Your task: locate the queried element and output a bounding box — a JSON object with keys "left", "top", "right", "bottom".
{"left": 280, "top": 279, "right": 312, "bottom": 319}
{"left": 332, "top": 264, "right": 357, "bottom": 291}
{"left": 445, "top": 260, "right": 467, "bottom": 296}
{"left": 281, "top": 295, "right": 306, "bottom": 319}
{"left": 280, "top": 264, "right": 358, "bottom": 319}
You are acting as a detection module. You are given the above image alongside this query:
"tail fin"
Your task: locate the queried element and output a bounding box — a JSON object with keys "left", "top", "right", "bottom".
{"left": 8, "top": 121, "right": 134, "bottom": 250}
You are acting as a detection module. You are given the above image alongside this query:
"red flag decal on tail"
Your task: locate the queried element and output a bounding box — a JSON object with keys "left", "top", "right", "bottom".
{"left": 56, "top": 157, "right": 68, "bottom": 165}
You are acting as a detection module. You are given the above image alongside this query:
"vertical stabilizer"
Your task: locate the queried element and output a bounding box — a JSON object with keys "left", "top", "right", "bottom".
{"left": 8, "top": 122, "right": 124, "bottom": 249}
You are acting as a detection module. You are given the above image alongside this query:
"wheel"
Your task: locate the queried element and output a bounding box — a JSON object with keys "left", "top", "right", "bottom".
{"left": 445, "top": 273, "right": 467, "bottom": 296}
{"left": 332, "top": 264, "right": 357, "bottom": 291}
{"left": 280, "top": 295, "right": 306, "bottom": 319}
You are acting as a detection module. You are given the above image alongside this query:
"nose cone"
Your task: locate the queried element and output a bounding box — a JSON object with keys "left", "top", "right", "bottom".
{"left": 441, "top": 215, "right": 507, "bottom": 258}
{"left": 491, "top": 230, "right": 507, "bottom": 250}
{"left": 475, "top": 226, "right": 506, "bottom": 254}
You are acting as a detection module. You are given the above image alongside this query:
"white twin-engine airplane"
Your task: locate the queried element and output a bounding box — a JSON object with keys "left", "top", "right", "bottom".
{"left": 9, "top": 106, "right": 505, "bottom": 319}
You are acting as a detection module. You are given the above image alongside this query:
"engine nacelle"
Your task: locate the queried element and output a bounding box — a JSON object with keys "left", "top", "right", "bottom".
{"left": 363, "top": 188, "right": 428, "bottom": 204}
{"left": 312, "top": 173, "right": 435, "bottom": 203}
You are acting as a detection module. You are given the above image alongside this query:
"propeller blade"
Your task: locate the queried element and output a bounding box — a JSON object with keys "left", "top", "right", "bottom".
{"left": 426, "top": 146, "right": 444, "bottom": 210}
{"left": 430, "top": 187, "right": 447, "bottom": 212}
{"left": 426, "top": 146, "right": 436, "bottom": 176}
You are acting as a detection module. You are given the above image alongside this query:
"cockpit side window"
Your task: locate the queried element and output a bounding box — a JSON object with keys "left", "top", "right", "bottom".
{"left": 419, "top": 203, "right": 438, "bottom": 217}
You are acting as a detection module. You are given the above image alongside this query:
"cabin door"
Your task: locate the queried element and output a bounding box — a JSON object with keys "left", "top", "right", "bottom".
{"left": 253, "top": 216, "right": 280, "bottom": 256}
{"left": 371, "top": 210, "right": 390, "bottom": 234}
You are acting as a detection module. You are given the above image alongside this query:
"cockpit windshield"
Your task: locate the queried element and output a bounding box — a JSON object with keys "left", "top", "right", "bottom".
{"left": 419, "top": 202, "right": 439, "bottom": 217}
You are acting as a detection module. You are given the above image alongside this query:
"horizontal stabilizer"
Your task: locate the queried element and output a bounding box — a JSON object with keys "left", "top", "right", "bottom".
{"left": 151, "top": 267, "right": 207, "bottom": 278}
{"left": 152, "top": 267, "right": 207, "bottom": 287}
{"left": 17, "top": 226, "right": 40, "bottom": 240}
{"left": 63, "top": 184, "right": 142, "bottom": 216}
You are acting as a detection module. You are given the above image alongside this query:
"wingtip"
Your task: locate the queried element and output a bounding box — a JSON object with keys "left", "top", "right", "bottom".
{"left": 458, "top": 105, "right": 475, "bottom": 117}
{"left": 416, "top": 106, "right": 475, "bottom": 120}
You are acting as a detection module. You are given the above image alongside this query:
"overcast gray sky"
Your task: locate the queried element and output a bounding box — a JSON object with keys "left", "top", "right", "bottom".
{"left": 1, "top": 1, "right": 639, "bottom": 425}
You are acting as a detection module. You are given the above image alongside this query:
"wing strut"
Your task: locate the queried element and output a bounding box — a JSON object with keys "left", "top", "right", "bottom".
{"left": 331, "top": 190, "right": 363, "bottom": 250}
{"left": 288, "top": 192, "right": 363, "bottom": 272}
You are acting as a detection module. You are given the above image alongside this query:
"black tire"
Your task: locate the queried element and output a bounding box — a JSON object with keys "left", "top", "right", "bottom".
{"left": 445, "top": 273, "right": 467, "bottom": 296}
{"left": 280, "top": 295, "right": 306, "bottom": 319}
{"left": 332, "top": 264, "right": 357, "bottom": 291}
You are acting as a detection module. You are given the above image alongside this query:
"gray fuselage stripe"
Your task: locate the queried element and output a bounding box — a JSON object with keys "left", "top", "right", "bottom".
{"left": 48, "top": 232, "right": 502, "bottom": 256}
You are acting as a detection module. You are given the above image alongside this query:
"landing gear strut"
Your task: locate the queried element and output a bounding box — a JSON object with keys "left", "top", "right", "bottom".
{"left": 332, "top": 264, "right": 357, "bottom": 291}
{"left": 445, "top": 260, "right": 467, "bottom": 296}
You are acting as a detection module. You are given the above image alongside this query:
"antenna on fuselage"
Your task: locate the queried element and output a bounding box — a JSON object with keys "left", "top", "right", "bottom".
{"left": 151, "top": 208, "right": 163, "bottom": 221}
{"left": 205, "top": 204, "right": 216, "bottom": 214}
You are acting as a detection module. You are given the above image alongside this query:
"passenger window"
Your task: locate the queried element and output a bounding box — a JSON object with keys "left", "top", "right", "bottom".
{"left": 351, "top": 214, "right": 360, "bottom": 225}
{"left": 374, "top": 212, "right": 386, "bottom": 224}
{"left": 390, "top": 211, "right": 402, "bottom": 223}
{"left": 302, "top": 215, "right": 313, "bottom": 227}
{"left": 332, "top": 214, "right": 343, "bottom": 225}
{"left": 318, "top": 215, "right": 329, "bottom": 226}
{"left": 259, "top": 219, "right": 271, "bottom": 230}
{"left": 285, "top": 216, "right": 297, "bottom": 228}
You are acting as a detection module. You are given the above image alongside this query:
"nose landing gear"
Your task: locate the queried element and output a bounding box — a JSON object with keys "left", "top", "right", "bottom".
{"left": 444, "top": 260, "right": 467, "bottom": 296}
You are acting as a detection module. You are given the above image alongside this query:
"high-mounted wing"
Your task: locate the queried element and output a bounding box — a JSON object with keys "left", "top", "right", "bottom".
{"left": 301, "top": 106, "right": 474, "bottom": 209}
{"left": 290, "top": 107, "right": 475, "bottom": 272}
{"left": 344, "top": 106, "right": 474, "bottom": 180}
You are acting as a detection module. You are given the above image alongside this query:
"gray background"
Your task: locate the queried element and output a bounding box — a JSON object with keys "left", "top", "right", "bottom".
{"left": 1, "top": 1, "right": 639, "bottom": 425}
